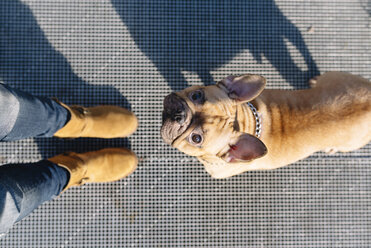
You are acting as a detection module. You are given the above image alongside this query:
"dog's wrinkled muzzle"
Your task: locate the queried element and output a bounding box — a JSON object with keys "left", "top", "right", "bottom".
{"left": 161, "top": 93, "right": 191, "bottom": 145}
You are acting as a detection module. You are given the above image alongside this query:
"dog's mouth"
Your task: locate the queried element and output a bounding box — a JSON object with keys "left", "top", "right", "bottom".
{"left": 161, "top": 93, "right": 192, "bottom": 145}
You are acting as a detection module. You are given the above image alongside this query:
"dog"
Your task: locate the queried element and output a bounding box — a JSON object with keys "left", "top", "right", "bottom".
{"left": 161, "top": 72, "right": 371, "bottom": 178}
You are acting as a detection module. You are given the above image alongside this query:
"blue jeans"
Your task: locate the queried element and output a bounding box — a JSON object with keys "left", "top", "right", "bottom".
{"left": 0, "top": 83, "right": 70, "bottom": 235}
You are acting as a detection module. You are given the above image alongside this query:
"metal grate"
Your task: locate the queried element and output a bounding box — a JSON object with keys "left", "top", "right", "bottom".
{"left": 1, "top": 0, "right": 370, "bottom": 247}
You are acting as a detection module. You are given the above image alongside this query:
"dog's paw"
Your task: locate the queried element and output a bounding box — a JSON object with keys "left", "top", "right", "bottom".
{"left": 324, "top": 148, "right": 338, "bottom": 154}
{"left": 308, "top": 76, "right": 319, "bottom": 88}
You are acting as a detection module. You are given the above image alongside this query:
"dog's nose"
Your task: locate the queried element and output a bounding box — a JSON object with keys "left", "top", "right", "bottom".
{"left": 163, "top": 93, "right": 187, "bottom": 124}
{"left": 174, "top": 110, "right": 186, "bottom": 124}
{"left": 163, "top": 93, "right": 180, "bottom": 106}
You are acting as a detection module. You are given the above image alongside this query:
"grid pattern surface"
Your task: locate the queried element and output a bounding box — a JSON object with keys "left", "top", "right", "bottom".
{"left": 1, "top": 0, "right": 370, "bottom": 247}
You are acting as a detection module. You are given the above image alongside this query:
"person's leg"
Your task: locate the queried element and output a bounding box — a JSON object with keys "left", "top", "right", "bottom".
{"left": 0, "top": 83, "right": 69, "bottom": 141}
{"left": 0, "top": 83, "right": 138, "bottom": 140}
{"left": 0, "top": 160, "right": 69, "bottom": 234}
{"left": 0, "top": 148, "right": 137, "bottom": 236}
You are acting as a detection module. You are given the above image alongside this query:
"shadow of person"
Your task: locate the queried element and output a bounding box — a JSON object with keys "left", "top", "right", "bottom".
{"left": 360, "top": 0, "right": 371, "bottom": 23}
{"left": 0, "top": 0, "right": 131, "bottom": 158}
{"left": 112, "top": 0, "right": 319, "bottom": 90}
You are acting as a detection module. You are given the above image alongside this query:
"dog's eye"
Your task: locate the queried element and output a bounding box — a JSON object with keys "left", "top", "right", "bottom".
{"left": 190, "top": 133, "right": 203, "bottom": 145}
{"left": 189, "top": 90, "right": 204, "bottom": 104}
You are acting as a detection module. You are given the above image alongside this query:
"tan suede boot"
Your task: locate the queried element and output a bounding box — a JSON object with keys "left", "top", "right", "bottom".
{"left": 53, "top": 102, "right": 138, "bottom": 138}
{"left": 48, "top": 148, "right": 138, "bottom": 192}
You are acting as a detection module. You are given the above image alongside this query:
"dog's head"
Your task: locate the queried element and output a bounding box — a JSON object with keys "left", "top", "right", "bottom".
{"left": 161, "top": 74, "right": 268, "bottom": 177}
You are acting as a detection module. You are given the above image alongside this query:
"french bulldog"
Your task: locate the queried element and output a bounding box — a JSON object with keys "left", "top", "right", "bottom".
{"left": 161, "top": 72, "right": 371, "bottom": 178}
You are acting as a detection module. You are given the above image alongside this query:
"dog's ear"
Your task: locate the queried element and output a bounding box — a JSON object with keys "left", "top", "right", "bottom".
{"left": 221, "top": 133, "right": 267, "bottom": 163}
{"left": 219, "top": 74, "right": 266, "bottom": 103}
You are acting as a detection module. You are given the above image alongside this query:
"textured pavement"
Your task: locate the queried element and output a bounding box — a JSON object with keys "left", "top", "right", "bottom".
{"left": 0, "top": 0, "right": 370, "bottom": 247}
